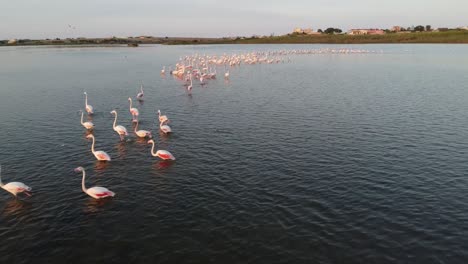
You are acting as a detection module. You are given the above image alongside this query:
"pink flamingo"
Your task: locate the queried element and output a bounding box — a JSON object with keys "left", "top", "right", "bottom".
{"left": 187, "top": 74, "right": 193, "bottom": 92}
{"left": 74, "top": 167, "right": 115, "bottom": 199}
{"left": 84, "top": 92, "right": 94, "bottom": 114}
{"left": 0, "top": 166, "right": 32, "bottom": 197}
{"left": 110, "top": 110, "right": 128, "bottom": 141}
{"left": 80, "top": 110, "right": 94, "bottom": 130}
{"left": 157, "top": 109, "right": 169, "bottom": 124}
{"left": 128, "top": 97, "right": 139, "bottom": 122}
{"left": 224, "top": 66, "right": 230, "bottom": 79}
{"left": 134, "top": 120, "right": 152, "bottom": 138}
{"left": 160, "top": 120, "right": 172, "bottom": 134}
{"left": 136, "top": 85, "right": 144, "bottom": 101}
{"left": 161, "top": 66, "right": 166, "bottom": 74}
{"left": 148, "top": 139, "right": 175, "bottom": 160}
{"left": 86, "top": 134, "right": 111, "bottom": 161}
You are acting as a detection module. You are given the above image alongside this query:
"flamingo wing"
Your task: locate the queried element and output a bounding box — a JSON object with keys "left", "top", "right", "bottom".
{"left": 116, "top": 125, "right": 128, "bottom": 135}
{"left": 157, "top": 150, "right": 175, "bottom": 160}
{"left": 95, "top": 151, "right": 111, "bottom": 161}
{"left": 87, "top": 187, "right": 115, "bottom": 198}
{"left": 83, "top": 122, "right": 94, "bottom": 129}
{"left": 4, "top": 182, "right": 32, "bottom": 195}
{"left": 130, "top": 108, "right": 139, "bottom": 116}
{"left": 161, "top": 125, "right": 172, "bottom": 133}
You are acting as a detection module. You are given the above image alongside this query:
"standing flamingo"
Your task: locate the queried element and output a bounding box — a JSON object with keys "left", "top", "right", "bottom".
{"left": 160, "top": 120, "right": 172, "bottom": 134}
{"left": 161, "top": 66, "right": 166, "bottom": 74}
{"left": 86, "top": 134, "right": 111, "bottom": 161}
{"left": 187, "top": 74, "right": 193, "bottom": 92}
{"left": 0, "top": 166, "right": 32, "bottom": 197}
{"left": 136, "top": 85, "right": 144, "bottom": 101}
{"left": 84, "top": 92, "right": 94, "bottom": 115}
{"left": 128, "top": 97, "right": 139, "bottom": 122}
{"left": 224, "top": 66, "right": 230, "bottom": 79}
{"left": 74, "top": 167, "right": 115, "bottom": 199}
{"left": 134, "top": 120, "right": 152, "bottom": 138}
{"left": 110, "top": 110, "right": 128, "bottom": 141}
{"left": 80, "top": 110, "right": 94, "bottom": 130}
{"left": 148, "top": 139, "right": 175, "bottom": 160}
{"left": 157, "top": 109, "right": 169, "bottom": 124}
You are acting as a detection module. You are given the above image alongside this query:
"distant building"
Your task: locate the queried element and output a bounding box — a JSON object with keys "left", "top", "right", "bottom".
{"left": 391, "top": 26, "right": 402, "bottom": 32}
{"left": 293, "top": 27, "right": 321, "bottom": 35}
{"left": 348, "top": 29, "right": 385, "bottom": 35}
{"left": 458, "top": 26, "right": 468, "bottom": 30}
{"left": 293, "top": 27, "right": 303, "bottom": 33}
{"left": 7, "top": 39, "right": 17, "bottom": 45}
{"left": 348, "top": 29, "right": 368, "bottom": 35}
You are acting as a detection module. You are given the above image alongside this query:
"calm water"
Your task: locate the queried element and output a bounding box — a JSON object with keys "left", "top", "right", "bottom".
{"left": 1, "top": 44, "right": 468, "bottom": 263}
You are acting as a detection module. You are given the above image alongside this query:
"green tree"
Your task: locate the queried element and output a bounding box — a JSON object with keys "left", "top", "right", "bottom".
{"left": 317, "top": 29, "right": 323, "bottom": 33}
{"left": 414, "top": 25, "right": 424, "bottom": 32}
{"left": 425, "top": 25, "right": 431, "bottom": 31}
{"left": 324, "top": 28, "right": 342, "bottom": 34}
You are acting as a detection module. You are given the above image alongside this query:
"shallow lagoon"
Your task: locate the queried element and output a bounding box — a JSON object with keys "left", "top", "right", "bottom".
{"left": 1, "top": 44, "right": 468, "bottom": 263}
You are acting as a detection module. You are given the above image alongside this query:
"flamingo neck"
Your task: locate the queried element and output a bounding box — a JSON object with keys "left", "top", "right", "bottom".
{"left": 129, "top": 99, "right": 133, "bottom": 109}
{"left": 81, "top": 170, "right": 87, "bottom": 193}
{"left": 80, "top": 111, "right": 84, "bottom": 125}
{"left": 90, "top": 136, "right": 96, "bottom": 153}
{"left": 134, "top": 121, "right": 139, "bottom": 133}
{"left": 150, "top": 141, "right": 157, "bottom": 156}
{"left": 85, "top": 94, "right": 88, "bottom": 106}
{"left": 140, "top": 85, "right": 144, "bottom": 93}
{"left": 113, "top": 113, "right": 118, "bottom": 129}
{"left": 0, "top": 166, "right": 3, "bottom": 186}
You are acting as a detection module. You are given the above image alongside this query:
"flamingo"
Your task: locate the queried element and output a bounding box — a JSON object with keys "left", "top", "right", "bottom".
{"left": 134, "top": 120, "right": 152, "bottom": 138}
{"left": 160, "top": 120, "right": 172, "bottom": 134}
{"left": 136, "top": 85, "right": 144, "bottom": 101}
{"left": 128, "top": 97, "right": 139, "bottom": 122}
{"left": 0, "top": 166, "right": 32, "bottom": 197}
{"left": 148, "top": 139, "right": 175, "bottom": 160}
{"left": 74, "top": 167, "right": 115, "bottom": 199}
{"left": 157, "top": 109, "right": 169, "bottom": 124}
{"left": 110, "top": 110, "right": 128, "bottom": 141}
{"left": 161, "top": 66, "right": 166, "bottom": 74}
{"left": 224, "top": 66, "right": 230, "bottom": 79}
{"left": 80, "top": 110, "right": 94, "bottom": 130}
{"left": 187, "top": 74, "right": 193, "bottom": 92}
{"left": 84, "top": 92, "right": 94, "bottom": 115}
{"left": 86, "top": 134, "right": 111, "bottom": 161}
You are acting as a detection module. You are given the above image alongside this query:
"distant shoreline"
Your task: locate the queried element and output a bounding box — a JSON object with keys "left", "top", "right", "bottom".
{"left": 2, "top": 31, "right": 468, "bottom": 47}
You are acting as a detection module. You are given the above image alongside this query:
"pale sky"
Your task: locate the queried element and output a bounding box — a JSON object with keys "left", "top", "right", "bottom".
{"left": 1, "top": 0, "right": 467, "bottom": 39}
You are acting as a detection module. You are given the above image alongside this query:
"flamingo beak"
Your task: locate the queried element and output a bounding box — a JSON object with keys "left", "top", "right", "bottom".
{"left": 24, "top": 191, "right": 32, "bottom": 197}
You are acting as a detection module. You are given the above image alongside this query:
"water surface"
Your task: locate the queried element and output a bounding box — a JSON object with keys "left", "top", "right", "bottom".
{"left": 1, "top": 44, "right": 468, "bottom": 263}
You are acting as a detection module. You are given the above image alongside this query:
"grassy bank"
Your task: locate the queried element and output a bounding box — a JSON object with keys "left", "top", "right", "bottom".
{"left": 167, "top": 30, "right": 468, "bottom": 45}
{"left": 2, "top": 31, "right": 468, "bottom": 47}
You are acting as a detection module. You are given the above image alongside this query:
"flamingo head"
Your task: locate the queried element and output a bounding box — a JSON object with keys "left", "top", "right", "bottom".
{"left": 148, "top": 139, "right": 155, "bottom": 144}
{"left": 157, "top": 110, "right": 161, "bottom": 114}
{"left": 128, "top": 97, "right": 132, "bottom": 101}
{"left": 86, "top": 134, "right": 94, "bottom": 139}
{"left": 110, "top": 110, "right": 116, "bottom": 115}
{"left": 84, "top": 92, "right": 87, "bottom": 95}
{"left": 74, "top": 166, "right": 84, "bottom": 173}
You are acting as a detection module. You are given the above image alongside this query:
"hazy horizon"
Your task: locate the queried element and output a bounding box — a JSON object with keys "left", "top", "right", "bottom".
{"left": 1, "top": 0, "right": 467, "bottom": 39}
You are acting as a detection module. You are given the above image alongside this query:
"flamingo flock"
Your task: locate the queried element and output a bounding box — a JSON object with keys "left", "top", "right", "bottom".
{"left": 1, "top": 47, "right": 377, "bottom": 199}
{"left": 72, "top": 90, "right": 176, "bottom": 199}
{"left": 162, "top": 48, "right": 376, "bottom": 91}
